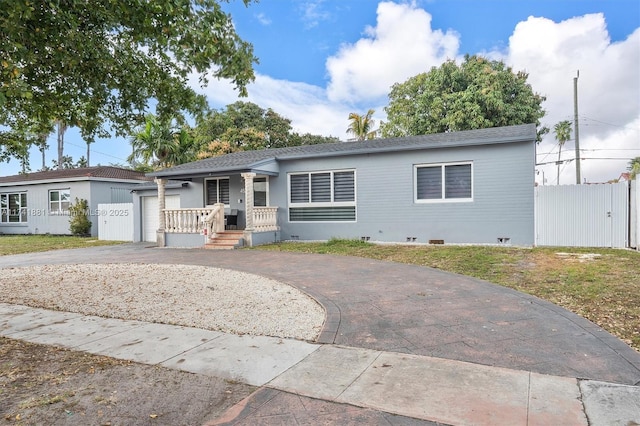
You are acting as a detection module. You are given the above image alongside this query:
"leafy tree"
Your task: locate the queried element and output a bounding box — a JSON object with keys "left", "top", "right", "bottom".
{"left": 0, "top": 131, "right": 30, "bottom": 173}
{"left": 195, "top": 101, "right": 292, "bottom": 151}
{"left": 346, "top": 109, "right": 378, "bottom": 141}
{"left": 1, "top": 0, "right": 257, "bottom": 163}
{"left": 50, "top": 155, "right": 87, "bottom": 170}
{"left": 628, "top": 157, "right": 640, "bottom": 180}
{"left": 194, "top": 101, "right": 341, "bottom": 159}
{"left": 0, "top": 118, "right": 53, "bottom": 173}
{"left": 553, "top": 120, "right": 572, "bottom": 185}
{"left": 289, "top": 133, "right": 340, "bottom": 146}
{"left": 128, "top": 114, "right": 197, "bottom": 169}
{"left": 381, "top": 55, "right": 548, "bottom": 140}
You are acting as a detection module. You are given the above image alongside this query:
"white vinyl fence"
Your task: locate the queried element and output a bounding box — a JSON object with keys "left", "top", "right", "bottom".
{"left": 97, "top": 203, "right": 134, "bottom": 241}
{"left": 631, "top": 179, "right": 639, "bottom": 249}
{"left": 535, "top": 182, "right": 631, "bottom": 248}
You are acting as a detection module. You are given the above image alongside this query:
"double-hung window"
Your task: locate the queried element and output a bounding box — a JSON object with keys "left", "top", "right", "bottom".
{"left": 415, "top": 162, "right": 473, "bottom": 202}
{"left": 0, "top": 192, "right": 27, "bottom": 223}
{"left": 288, "top": 170, "right": 356, "bottom": 221}
{"left": 205, "top": 178, "right": 230, "bottom": 206}
{"left": 49, "top": 189, "right": 71, "bottom": 214}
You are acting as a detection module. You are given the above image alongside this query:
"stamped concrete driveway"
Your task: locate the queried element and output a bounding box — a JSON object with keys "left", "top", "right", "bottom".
{"left": 2, "top": 243, "right": 639, "bottom": 386}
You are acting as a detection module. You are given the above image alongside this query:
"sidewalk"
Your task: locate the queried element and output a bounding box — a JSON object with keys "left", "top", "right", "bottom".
{"left": 2, "top": 302, "right": 638, "bottom": 426}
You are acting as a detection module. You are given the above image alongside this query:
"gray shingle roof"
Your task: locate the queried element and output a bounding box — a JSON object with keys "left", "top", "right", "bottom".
{"left": 0, "top": 166, "right": 151, "bottom": 184}
{"left": 149, "top": 123, "right": 537, "bottom": 178}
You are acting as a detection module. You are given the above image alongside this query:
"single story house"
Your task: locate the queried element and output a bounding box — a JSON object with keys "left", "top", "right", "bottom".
{"left": 0, "top": 166, "right": 150, "bottom": 236}
{"left": 136, "top": 123, "right": 537, "bottom": 248}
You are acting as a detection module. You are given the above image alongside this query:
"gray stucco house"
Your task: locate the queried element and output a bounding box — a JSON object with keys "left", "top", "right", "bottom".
{"left": 136, "top": 123, "right": 537, "bottom": 247}
{"left": 0, "top": 166, "right": 149, "bottom": 236}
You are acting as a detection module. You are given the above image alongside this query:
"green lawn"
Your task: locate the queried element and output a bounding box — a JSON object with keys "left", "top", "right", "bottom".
{"left": 0, "top": 235, "right": 124, "bottom": 256}
{"left": 255, "top": 239, "right": 640, "bottom": 352}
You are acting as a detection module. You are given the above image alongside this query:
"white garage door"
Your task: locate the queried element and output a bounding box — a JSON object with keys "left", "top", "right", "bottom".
{"left": 142, "top": 195, "right": 180, "bottom": 242}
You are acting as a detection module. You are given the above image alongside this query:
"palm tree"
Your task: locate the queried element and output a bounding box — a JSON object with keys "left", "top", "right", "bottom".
{"left": 56, "top": 120, "right": 68, "bottom": 170}
{"left": 128, "top": 114, "right": 196, "bottom": 169}
{"left": 553, "top": 120, "right": 572, "bottom": 185}
{"left": 346, "top": 109, "right": 378, "bottom": 141}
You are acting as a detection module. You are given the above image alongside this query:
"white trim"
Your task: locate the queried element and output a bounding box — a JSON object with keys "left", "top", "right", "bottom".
{"left": 0, "top": 191, "right": 28, "bottom": 223}
{"left": 287, "top": 169, "right": 356, "bottom": 207}
{"left": 287, "top": 169, "right": 357, "bottom": 223}
{"left": 414, "top": 161, "right": 474, "bottom": 203}
{"left": 48, "top": 188, "right": 71, "bottom": 214}
{"left": 253, "top": 176, "right": 270, "bottom": 207}
{"left": 0, "top": 177, "right": 149, "bottom": 187}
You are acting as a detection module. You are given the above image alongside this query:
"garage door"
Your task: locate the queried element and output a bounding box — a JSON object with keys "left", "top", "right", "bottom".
{"left": 142, "top": 195, "right": 180, "bottom": 242}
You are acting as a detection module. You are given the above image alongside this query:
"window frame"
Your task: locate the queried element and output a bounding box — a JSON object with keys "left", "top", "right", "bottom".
{"left": 49, "top": 188, "right": 71, "bottom": 214}
{"left": 414, "top": 162, "right": 473, "bottom": 203}
{"left": 253, "top": 176, "right": 269, "bottom": 207}
{"left": 0, "top": 192, "right": 28, "bottom": 223}
{"left": 288, "top": 169, "right": 356, "bottom": 223}
{"left": 288, "top": 169, "right": 356, "bottom": 208}
{"left": 204, "top": 177, "right": 230, "bottom": 206}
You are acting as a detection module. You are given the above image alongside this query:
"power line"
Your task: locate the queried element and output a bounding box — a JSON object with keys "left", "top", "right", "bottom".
{"left": 537, "top": 147, "right": 640, "bottom": 156}
{"left": 580, "top": 116, "right": 640, "bottom": 132}
{"left": 536, "top": 157, "right": 633, "bottom": 166}
{"left": 65, "top": 140, "right": 129, "bottom": 163}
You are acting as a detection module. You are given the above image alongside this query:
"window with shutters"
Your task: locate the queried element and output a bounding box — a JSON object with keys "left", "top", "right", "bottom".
{"left": 288, "top": 170, "right": 356, "bottom": 221}
{"left": 205, "top": 178, "right": 230, "bottom": 206}
{"left": 415, "top": 162, "right": 473, "bottom": 202}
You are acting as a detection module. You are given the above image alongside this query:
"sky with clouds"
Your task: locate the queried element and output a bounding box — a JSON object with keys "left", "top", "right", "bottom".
{"left": 4, "top": 0, "right": 639, "bottom": 185}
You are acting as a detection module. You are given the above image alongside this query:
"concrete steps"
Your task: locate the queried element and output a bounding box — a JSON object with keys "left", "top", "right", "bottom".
{"left": 204, "top": 230, "right": 244, "bottom": 250}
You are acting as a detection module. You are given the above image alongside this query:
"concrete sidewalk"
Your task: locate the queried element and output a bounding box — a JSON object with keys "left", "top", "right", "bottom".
{"left": 2, "top": 303, "right": 638, "bottom": 426}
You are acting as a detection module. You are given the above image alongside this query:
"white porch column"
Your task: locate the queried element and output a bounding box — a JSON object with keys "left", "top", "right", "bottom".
{"left": 241, "top": 172, "right": 256, "bottom": 232}
{"left": 155, "top": 177, "right": 167, "bottom": 247}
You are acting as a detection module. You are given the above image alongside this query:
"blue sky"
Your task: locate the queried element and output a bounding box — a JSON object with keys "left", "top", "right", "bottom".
{"left": 3, "top": 0, "right": 639, "bottom": 184}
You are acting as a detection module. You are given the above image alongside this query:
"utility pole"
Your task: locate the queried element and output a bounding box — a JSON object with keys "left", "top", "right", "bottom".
{"left": 574, "top": 70, "right": 581, "bottom": 184}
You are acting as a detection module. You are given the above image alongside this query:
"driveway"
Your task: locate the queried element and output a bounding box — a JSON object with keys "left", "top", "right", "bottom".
{"left": 2, "top": 243, "right": 639, "bottom": 385}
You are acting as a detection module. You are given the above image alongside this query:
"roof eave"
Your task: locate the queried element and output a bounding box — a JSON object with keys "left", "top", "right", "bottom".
{"left": 276, "top": 133, "right": 535, "bottom": 161}
{"left": 148, "top": 157, "right": 279, "bottom": 179}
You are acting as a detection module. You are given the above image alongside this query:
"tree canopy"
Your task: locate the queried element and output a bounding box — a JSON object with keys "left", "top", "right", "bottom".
{"left": 1, "top": 0, "right": 257, "bottom": 165}
{"left": 628, "top": 157, "right": 640, "bottom": 180}
{"left": 381, "top": 55, "right": 548, "bottom": 140}
{"left": 194, "top": 101, "right": 339, "bottom": 159}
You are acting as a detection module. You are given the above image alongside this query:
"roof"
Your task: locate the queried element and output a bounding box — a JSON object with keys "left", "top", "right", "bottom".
{"left": 149, "top": 123, "right": 537, "bottom": 178}
{"left": 0, "top": 166, "right": 152, "bottom": 185}
{"left": 130, "top": 179, "right": 190, "bottom": 191}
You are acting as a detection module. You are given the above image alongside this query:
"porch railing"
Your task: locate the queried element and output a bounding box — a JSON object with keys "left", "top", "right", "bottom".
{"left": 253, "top": 206, "right": 279, "bottom": 232}
{"left": 163, "top": 204, "right": 278, "bottom": 234}
{"left": 164, "top": 208, "right": 211, "bottom": 234}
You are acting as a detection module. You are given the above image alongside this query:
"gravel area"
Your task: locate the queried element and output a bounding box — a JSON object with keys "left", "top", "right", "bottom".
{"left": 0, "top": 263, "right": 325, "bottom": 341}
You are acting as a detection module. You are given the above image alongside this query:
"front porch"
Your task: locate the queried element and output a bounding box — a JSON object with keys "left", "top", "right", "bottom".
{"left": 154, "top": 173, "right": 280, "bottom": 248}
{"left": 162, "top": 204, "right": 279, "bottom": 248}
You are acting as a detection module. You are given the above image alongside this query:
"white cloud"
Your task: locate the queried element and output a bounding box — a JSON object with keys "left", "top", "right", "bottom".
{"left": 300, "top": 1, "right": 332, "bottom": 29}
{"left": 255, "top": 13, "right": 271, "bottom": 26}
{"left": 325, "top": 1, "right": 460, "bottom": 103}
{"left": 495, "top": 14, "right": 640, "bottom": 183}
{"left": 193, "top": 5, "right": 638, "bottom": 185}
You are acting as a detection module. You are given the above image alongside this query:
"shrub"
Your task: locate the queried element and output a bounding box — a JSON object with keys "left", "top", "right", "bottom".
{"left": 69, "top": 198, "right": 92, "bottom": 236}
